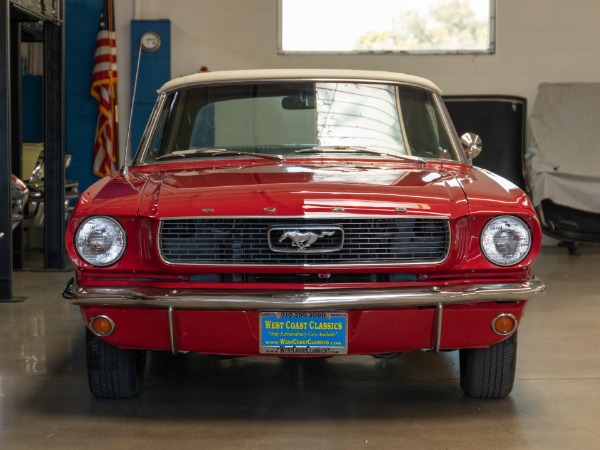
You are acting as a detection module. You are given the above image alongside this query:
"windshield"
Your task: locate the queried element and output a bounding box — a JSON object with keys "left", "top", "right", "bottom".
{"left": 135, "top": 81, "right": 460, "bottom": 164}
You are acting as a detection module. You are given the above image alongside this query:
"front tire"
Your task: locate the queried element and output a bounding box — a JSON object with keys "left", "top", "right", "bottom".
{"left": 459, "top": 333, "right": 517, "bottom": 399}
{"left": 86, "top": 329, "right": 147, "bottom": 399}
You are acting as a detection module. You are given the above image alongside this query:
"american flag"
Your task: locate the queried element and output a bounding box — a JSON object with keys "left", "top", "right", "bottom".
{"left": 91, "top": 0, "right": 119, "bottom": 177}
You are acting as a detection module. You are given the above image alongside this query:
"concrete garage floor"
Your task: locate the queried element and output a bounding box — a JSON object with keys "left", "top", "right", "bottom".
{"left": 0, "top": 246, "right": 599, "bottom": 449}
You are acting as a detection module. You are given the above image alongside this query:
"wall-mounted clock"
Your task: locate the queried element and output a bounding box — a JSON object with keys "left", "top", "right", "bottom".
{"left": 141, "top": 31, "right": 161, "bottom": 52}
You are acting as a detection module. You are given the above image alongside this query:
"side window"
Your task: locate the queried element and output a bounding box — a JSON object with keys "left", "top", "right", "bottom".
{"left": 399, "top": 87, "right": 453, "bottom": 159}
{"left": 148, "top": 92, "right": 179, "bottom": 159}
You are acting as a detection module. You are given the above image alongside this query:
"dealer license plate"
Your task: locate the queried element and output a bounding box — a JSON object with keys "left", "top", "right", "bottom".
{"left": 259, "top": 312, "right": 348, "bottom": 355}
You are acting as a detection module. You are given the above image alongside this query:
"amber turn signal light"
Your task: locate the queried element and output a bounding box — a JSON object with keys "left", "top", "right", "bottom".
{"left": 491, "top": 313, "right": 517, "bottom": 336}
{"left": 89, "top": 315, "right": 115, "bottom": 337}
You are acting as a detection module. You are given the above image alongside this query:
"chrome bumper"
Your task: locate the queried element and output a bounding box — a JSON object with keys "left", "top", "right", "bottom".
{"left": 63, "top": 277, "right": 545, "bottom": 310}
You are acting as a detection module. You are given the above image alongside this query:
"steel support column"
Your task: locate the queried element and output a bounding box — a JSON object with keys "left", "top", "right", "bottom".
{"left": 10, "top": 16, "right": 23, "bottom": 270}
{"left": 43, "top": 21, "right": 65, "bottom": 270}
{"left": 0, "top": 0, "right": 13, "bottom": 300}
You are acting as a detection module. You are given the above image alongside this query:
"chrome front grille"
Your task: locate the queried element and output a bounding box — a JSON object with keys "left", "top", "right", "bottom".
{"left": 159, "top": 217, "right": 450, "bottom": 265}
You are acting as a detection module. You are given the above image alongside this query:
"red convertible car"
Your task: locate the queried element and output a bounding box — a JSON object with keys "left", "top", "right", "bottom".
{"left": 63, "top": 69, "right": 545, "bottom": 399}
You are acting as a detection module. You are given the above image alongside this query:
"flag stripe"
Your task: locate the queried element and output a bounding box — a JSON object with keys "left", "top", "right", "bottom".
{"left": 92, "top": 0, "right": 119, "bottom": 177}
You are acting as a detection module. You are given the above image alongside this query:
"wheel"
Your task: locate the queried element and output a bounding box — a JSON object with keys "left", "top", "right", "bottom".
{"left": 459, "top": 333, "right": 517, "bottom": 399}
{"left": 86, "top": 329, "right": 147, "bottom": 399}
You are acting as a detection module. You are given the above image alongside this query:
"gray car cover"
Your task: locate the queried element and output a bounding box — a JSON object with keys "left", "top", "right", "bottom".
{"left": 526, "top": 83, "right": 600, "bottom": 214}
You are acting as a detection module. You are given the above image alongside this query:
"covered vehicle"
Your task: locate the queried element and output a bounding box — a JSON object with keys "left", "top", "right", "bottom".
{"left": 526, "top": 83, "right": 600, "bottom": 252}
{"left": 23, "top": 148, "right": 80, "bottom": 228}
{"left": 10, "top": 174, "right": 29, "bottom": 231}
{"left": 63, "top": 69, "right": 545, "bottom": 399}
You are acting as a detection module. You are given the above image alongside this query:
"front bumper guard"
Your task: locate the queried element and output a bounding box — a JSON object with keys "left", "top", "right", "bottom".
{"left": 63, "top": 277, "right": 545, "bottom": 310}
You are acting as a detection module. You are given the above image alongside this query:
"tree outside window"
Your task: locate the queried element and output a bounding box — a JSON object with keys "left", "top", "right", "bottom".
{"left": 280, "top": 0, "right": 495, "bottom": 54}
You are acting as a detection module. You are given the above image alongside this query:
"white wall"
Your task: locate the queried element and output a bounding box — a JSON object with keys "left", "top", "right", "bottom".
{"left": 114, "top": 0, "right": 600, "bottom": 157}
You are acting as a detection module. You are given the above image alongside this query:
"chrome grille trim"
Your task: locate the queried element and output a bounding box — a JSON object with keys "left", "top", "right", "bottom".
{"left": 158, "top": 217, "right": 450, "bottom": 266}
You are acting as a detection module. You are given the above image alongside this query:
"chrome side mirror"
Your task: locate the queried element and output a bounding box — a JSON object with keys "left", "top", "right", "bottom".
{"left": 460, "top": 132, "right": 482, "bottom": 161}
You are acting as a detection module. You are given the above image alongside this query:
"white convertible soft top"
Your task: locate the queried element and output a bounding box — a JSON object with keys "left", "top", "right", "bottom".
{"left": 158, "top": 69, "right": 441, "bottom": 94}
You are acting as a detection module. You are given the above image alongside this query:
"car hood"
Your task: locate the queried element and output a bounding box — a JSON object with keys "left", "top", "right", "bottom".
{"left": 133, "top": 163, "right": 470, "bottom": 219}
{"left": 75, "top": 163, "right": 532, "bottom": 220}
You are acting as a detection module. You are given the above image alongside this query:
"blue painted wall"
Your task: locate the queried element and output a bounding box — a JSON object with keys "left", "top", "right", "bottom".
{"left": 65, "top": 0, "right": 104, "bottom": 192}
{"left": 65, "top": 5, "right": 171, "bottom": 191}
{"left": 129, "top": 20, "right": 171, "bottom": 158}
{"left": 21, "top": 76, "right": 43, "bottom": 142}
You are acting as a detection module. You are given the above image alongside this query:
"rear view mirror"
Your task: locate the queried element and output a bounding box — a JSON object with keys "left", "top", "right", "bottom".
{"left": 460, "top": 132, "right": 482, "bottom": 161}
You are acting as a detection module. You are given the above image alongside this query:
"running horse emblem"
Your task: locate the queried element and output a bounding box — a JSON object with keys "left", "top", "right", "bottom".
{"left": 278, "top": 230, "right": 336, "bottom": 250}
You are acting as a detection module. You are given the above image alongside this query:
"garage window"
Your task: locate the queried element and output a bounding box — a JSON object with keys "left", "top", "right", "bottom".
{"left": 279, "top": 0, "right": 495, "bottom": 54}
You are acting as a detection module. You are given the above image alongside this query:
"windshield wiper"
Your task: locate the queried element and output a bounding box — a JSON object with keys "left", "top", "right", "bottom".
{"left": 156, "top": 148, "right": 284, "bottom": 162}
{"left": 295, "top": 146, "right": 425, "bottom": 165}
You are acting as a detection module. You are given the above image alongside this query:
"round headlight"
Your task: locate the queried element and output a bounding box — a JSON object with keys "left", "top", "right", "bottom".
{"left": 481, "top": 216, "right": 531, "bottom": 266}
{"left": 75, "top": 216, "right": 126, "bottom": 266}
